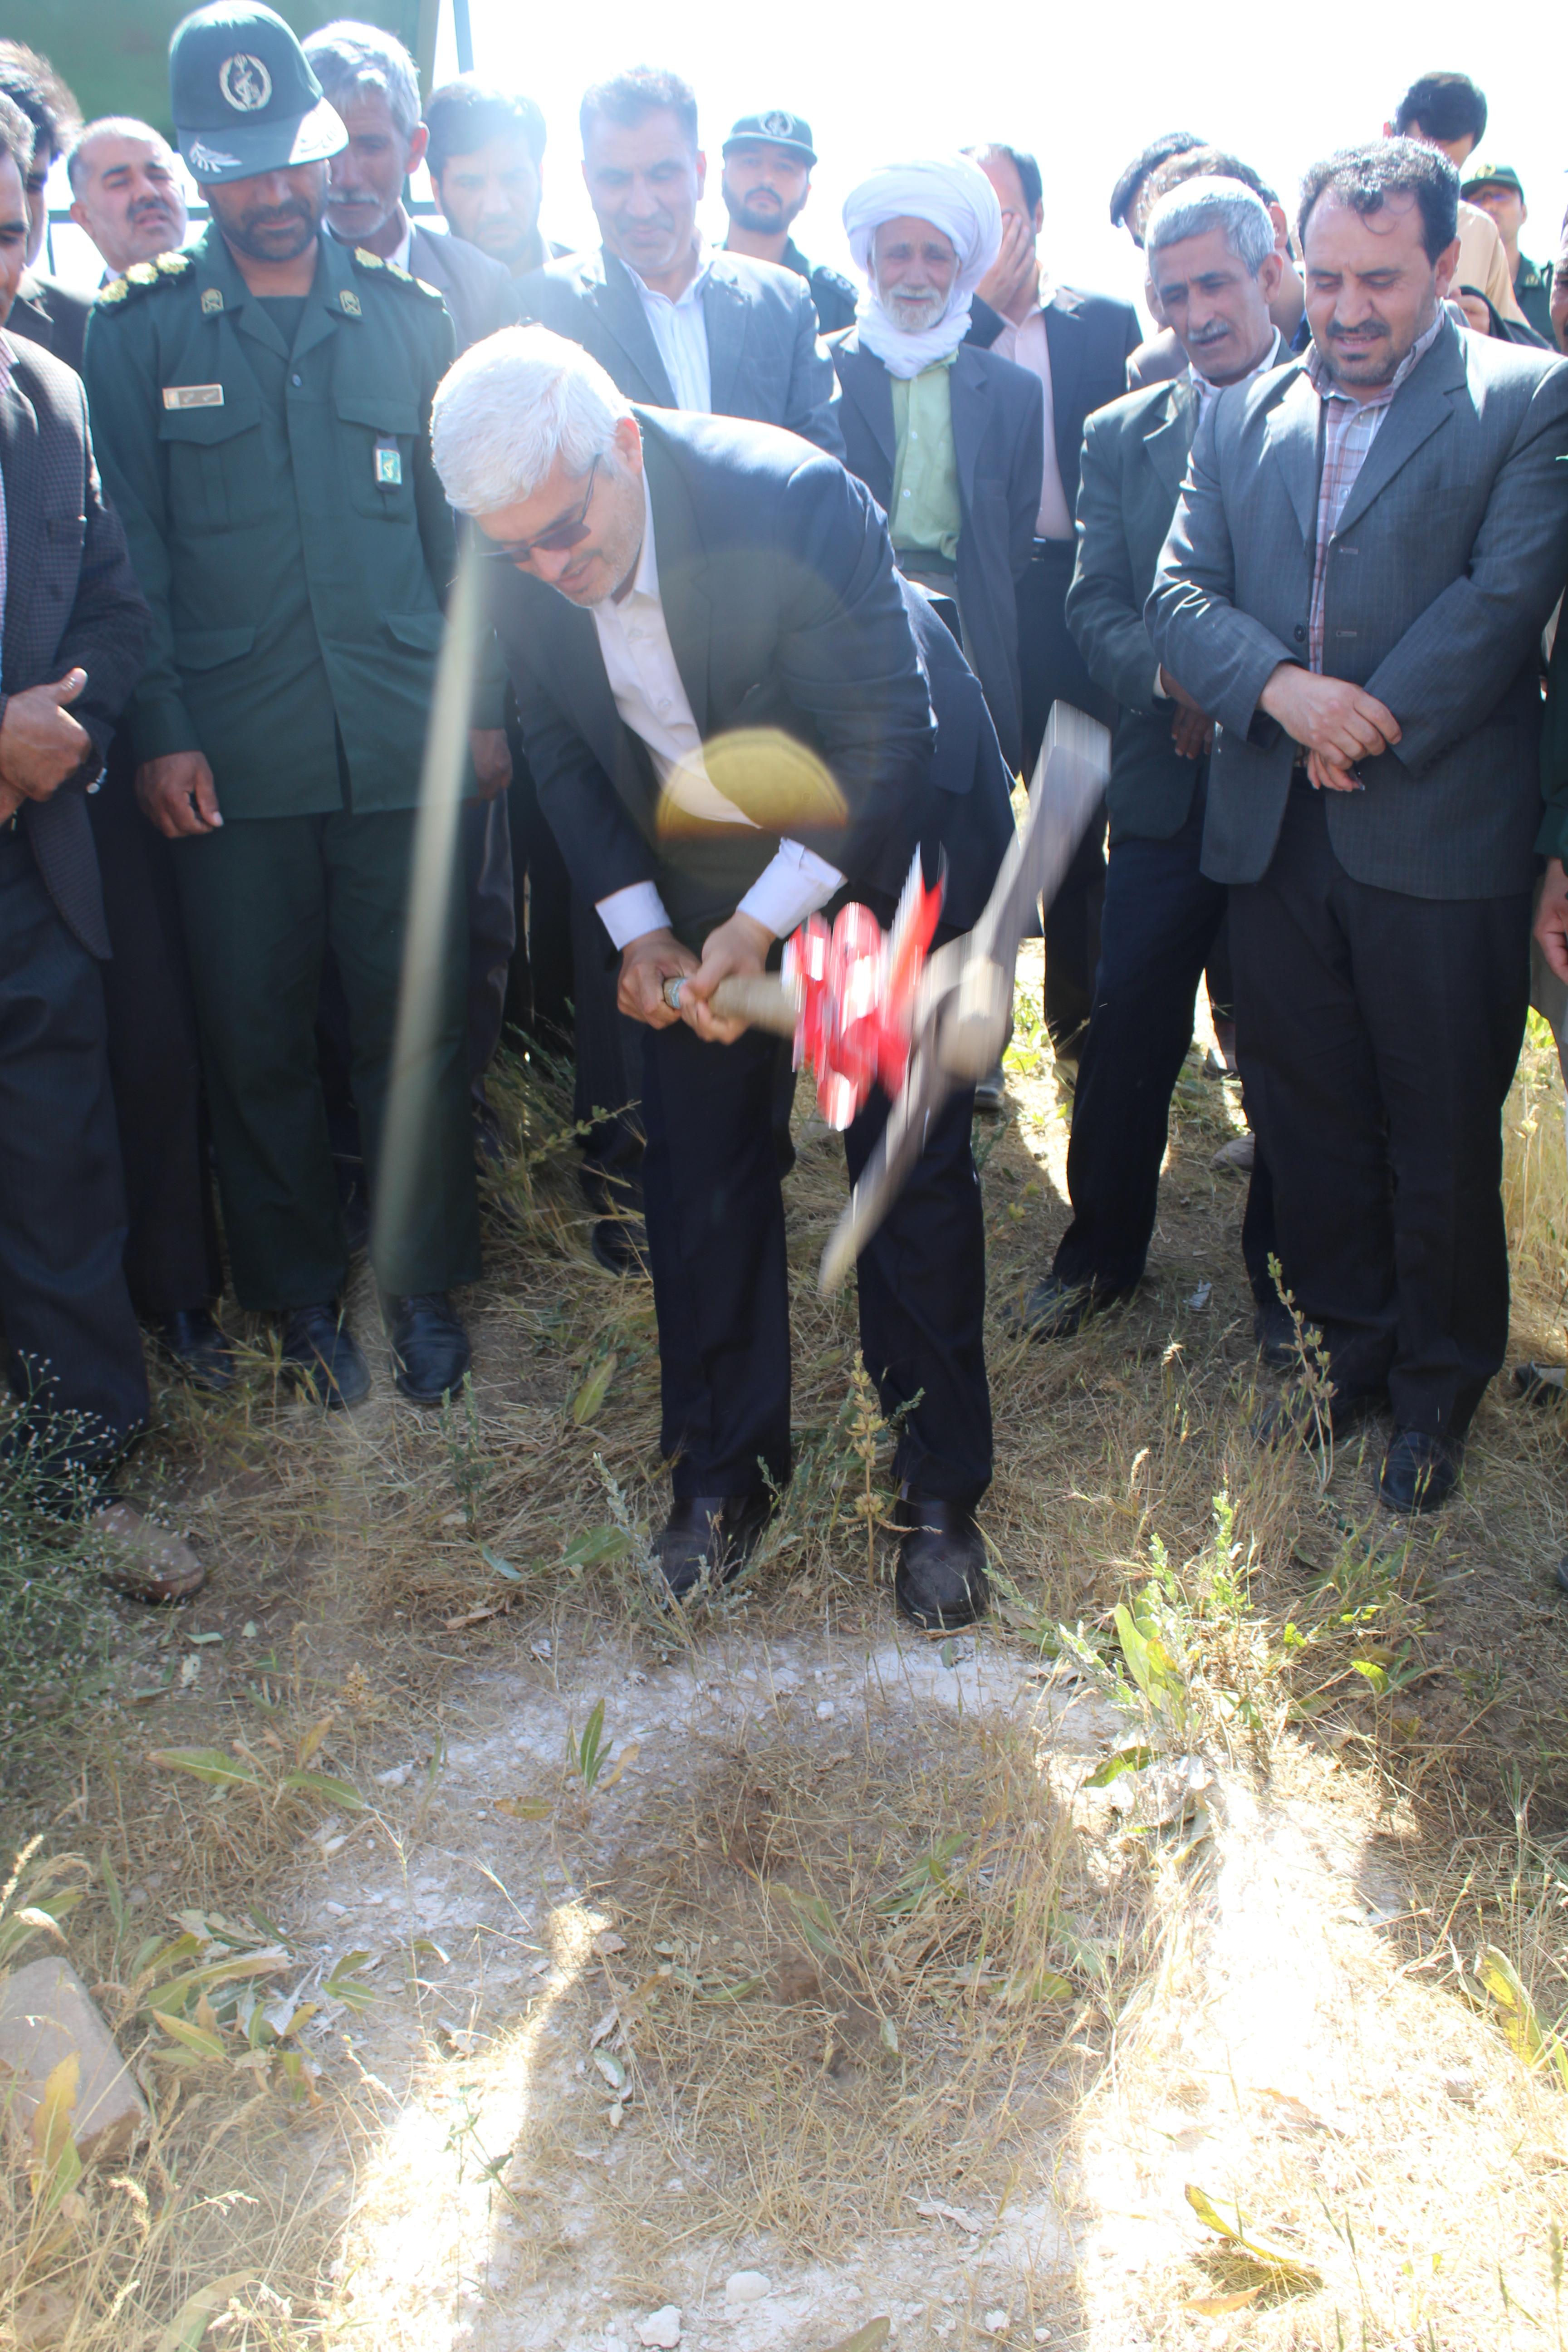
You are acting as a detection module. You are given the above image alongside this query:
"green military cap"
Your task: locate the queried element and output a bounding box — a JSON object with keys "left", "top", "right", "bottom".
{"left": 723, "top": 110, "right": 817, "bottom": 166}
{"left": 171, "top": 0, "right": 347, "bottom": 185}
{"left": 1460, "top": 159, "right": 1525, "bottom": 201}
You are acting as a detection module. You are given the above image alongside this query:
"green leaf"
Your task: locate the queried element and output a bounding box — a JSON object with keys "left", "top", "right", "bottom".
{"left": 323, "top": 1950, "right": 377, "bottom": 2014}
{"left": 1350, "top": 1660, "right": 1388, "bottom": 1695}
{"left": 1184, "top": 2182, "right": 1320, "bottom": 2285}
{"left": 1113, "top": 1602, "right": 1154, "bottom": 1699}
{"left": 280, "top": 1769, "right": 366, "bottom": 1811}
{"left": 779, "top": 1887, "right": 841, "bottom": 1959}
{"left": 560, "top": 1524, "right": 632, "bottom": 1572}
{"left": 1084, "top": 1744, "right": 1156, "bottom": 1788}
{"left": 151, "top": 2008, "right": 227, "bottom": 2061}
{"left": 147, "top": 1747, "right": 261, "bottom": 1790}
{"left": 570, "top": 1352, "right": 617, "bottom": 1425}
{"left": 480, "top": 1543, "right": 522, "bottom": 1581}
{"left": 152, "top": 2272, "right": 257, "bottom": 2352}
{"left": 819, "top": 2323, "right": 891, "bottom": 2352}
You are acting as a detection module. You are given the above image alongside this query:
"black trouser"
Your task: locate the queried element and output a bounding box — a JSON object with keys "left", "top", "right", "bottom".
{"left": 0, "top": 828, "right": 148, "bottom": 1489}
{"left": 638, "top": 1017, "right": 990, "bottom": 1504}
{"left": 1228, "top": 782, "right": 1529, "bottom": 1438}
{"left": 1019, "top": 542, "right": 1110, "bottom": 1056}
{"left": 1053, "top": 774, "right": 1274, "bottom": 1302}
{"left": 87, "top": 745, "right": 222, "bottom": 1316}
{"left": 172, "top": 809, "right": 481, "bottom": 1311}
{"left": 464, "top": 793, "right": 516, "bottom": 1087}
{"left": 569, "top": 892, "right": 645, "bottom": 1213}
{"left": 502, "top": 735, "right": 575, "bottom": 1045}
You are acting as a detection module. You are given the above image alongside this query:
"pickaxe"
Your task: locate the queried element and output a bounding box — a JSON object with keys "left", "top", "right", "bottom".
{"left": 664, "top": 701, "right": 1112, "bottom": 1293}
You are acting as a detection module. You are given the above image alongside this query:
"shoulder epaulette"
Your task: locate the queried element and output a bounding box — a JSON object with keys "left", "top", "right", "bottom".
{"left": 96, "top": 249, "right": 194, "bottom": 308}
{"left": 353, "top": 247, "right": 443, "bottom": 301}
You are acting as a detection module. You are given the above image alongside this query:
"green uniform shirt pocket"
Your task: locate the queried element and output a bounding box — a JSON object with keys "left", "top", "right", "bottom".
{"left": 174, "top": 625, "right": 257, "bottom": 672}
{"left": 157, "top": 396, "right": 270, "bottom": 535}
{"left": 335, "top": 395, "right": 421, "bottom": 520}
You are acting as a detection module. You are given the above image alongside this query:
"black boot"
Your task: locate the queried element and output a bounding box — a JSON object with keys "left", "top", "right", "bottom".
{"left": 894, "top": 1493, "right": 990, "bottom": 1630}
{"left": 1378, "top": 1429, "right": 1462, "bottom": 1515}
{"left": 152, "top": 1308, "right": 235, "bottom": 1392}
{"left": 385, "top": 1293, "right": 471, "bottom": 1406}
{"left": 652, "top": 1493, "right": 771, "bottom": 1601}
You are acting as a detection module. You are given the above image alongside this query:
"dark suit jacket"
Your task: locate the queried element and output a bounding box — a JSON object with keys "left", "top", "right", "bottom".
{"left": 8, "top": 273, "right": 92, "bottom": 375}
{"left": 829, "top": 329, "right": 1042, "bottom": 775}
{"left": 518, "top": 245, "right": 843, "bottom": 459}
{"left": 490, "top": 407, "right": 935, "bottom": 943}
{"left": 1148, "top": 317, "right": 1568, "bottom": 898}
{"left": 0, "top": 333, "right": 150, "bottom": 957}
{"left": 898, "top": 581, "right": 1014, "bottom": 930}
{"left": 407, "top": 221, "right": 522, "bottom": 354}
{"left": 968, "top": 284, "right": 1142, "bottom": 521}
{"left": 1065, "top": 373, "right": 1203, "bottom": 842}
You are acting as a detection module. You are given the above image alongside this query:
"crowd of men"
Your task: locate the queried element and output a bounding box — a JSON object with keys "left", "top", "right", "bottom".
{"left": 5, "top": 6, "right": 1568, "bottom": 1622}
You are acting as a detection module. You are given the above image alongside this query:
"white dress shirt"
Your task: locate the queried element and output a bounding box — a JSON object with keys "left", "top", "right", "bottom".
{"left": 632, "top": 245, "right": 714, "bottom": 412}
{"left": 593, "top": 475, "right": 844, "bottom": 949}
{"left": 981, "top": 271, "right": 1073, "bottom": 542}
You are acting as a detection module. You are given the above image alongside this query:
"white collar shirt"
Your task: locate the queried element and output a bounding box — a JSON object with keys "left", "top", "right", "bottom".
{"left": 630, "top": 243, "right": 714, "bottom": 413}
{"left": 590, "top": 474, "right": 843, "bottom": 948}
{"left": 1187, "top": 323, "right": 1283, "bottom": 422}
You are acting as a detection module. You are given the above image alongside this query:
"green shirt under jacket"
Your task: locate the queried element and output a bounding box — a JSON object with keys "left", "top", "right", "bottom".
{"left": 888, "top": 357, "right": 962, "bottom": 563}
{"left": 82, "top": 226, "right": 500, "bottom": 820}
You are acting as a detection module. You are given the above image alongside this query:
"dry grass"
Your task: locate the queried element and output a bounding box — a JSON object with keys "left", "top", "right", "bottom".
{"left": 5, "top": 973, "right": 1568, "bottom": 2347}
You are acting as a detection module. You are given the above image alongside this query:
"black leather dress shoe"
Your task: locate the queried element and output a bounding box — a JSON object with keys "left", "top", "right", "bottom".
{"left": 1377, "top": 1428, "right": 1462, "bottom": 1515}
{"left": 1009, "top": 1272, "right": 1127, "bottom": 1341}
{"left": 385, "top": 1293, "right": 471, "bottom": 1405}
{"left": 591, "top": 1215, "right": 650, "bottom": 1276}
{"left": 1253, "top": 1299, "right": 1299, "bottom": 1375}
{"left": 653, "top": 1493, "right": 771, "bottom": 1601}
{"left": 894, "top": 1493, "right": 990, "bottom": 1630}
{"left": 281, "top": 1304, "right": 371, "bottom": 1409}
{"left": 1250, "top": 1382, "right": 1380, "bottom": 1451}
{"left": 152, "top": 1308, "right": 235, "bottom": 1392}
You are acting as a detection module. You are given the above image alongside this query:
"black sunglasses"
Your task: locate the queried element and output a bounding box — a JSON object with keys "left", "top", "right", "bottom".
{"left": 481, "top": 456, "right": 602, "bottom": 568}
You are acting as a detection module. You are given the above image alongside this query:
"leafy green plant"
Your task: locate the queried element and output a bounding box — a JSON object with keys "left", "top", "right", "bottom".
{"left": 565, "top": 1700, "right": 637, "bottom": 1801}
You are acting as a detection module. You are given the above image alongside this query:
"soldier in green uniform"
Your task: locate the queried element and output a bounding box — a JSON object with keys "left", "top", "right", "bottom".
{"left": 84, "top": 1, "right": 495, "bottom": 1409}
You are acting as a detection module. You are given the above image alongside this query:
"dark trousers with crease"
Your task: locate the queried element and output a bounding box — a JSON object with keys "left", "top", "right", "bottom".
{"left": 639, "top": 1013, "right": 990, "bottom": 1504}
{"left": 172, "top": 809, "right": 482, "bottom": 1311}
{"left": 1020, "top": 542, "right": 1109, "bottom": 1056}
{"left": 1228, "top": 782, "right": 1529, "bottom": 1438}
{"left": 503, "top": 740, "right": 575, "bottom": 1045}
{"left": 1054, "top": 771, "right": 1275, "bottom": 1303}
{"left": 87, "top": 744, "right": 222, "bottom": 1315}
{"left": 0, "top": 828, "right": 148, "bottom": 1485}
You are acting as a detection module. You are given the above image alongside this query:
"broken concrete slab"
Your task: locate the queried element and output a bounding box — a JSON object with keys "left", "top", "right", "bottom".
{"left": 0, "top": 1957, "right": 149, "bottom": 2159}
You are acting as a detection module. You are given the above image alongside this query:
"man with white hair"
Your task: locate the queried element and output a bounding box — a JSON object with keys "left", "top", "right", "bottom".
{"left": 831, "top": 157, "right": 1043, "bottom": 779}
{"left": 67, "top": 119, "right": 189, "bottom": 279}
{"left": 433, "top": 326, "right": 998, "bottom": 1629}
{"left": 1016, "top": 177, "right": 1283, "bottom": 1344}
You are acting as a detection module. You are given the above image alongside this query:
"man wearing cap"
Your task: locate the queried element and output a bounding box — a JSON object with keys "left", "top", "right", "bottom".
{"left": 832, "top": 157, "right": 1043, "bottom": 778}
{"left": 1461, "top": 162, "right": 1554, "bottom": 345}
{"left": 720, "top": 112, "right": 857, "bottom": 335}
{"left": 83, "top": 0, "right": 490, "bottom": 1411}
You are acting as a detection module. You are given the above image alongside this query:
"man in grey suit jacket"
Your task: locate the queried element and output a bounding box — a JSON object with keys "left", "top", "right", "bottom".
{"left": 1149, "top": 140, "right": 1568, "bottom": 1513}
{"left": 518, "top": 68, "right": 842, "bottom": 459}
{"left": 1017, "top": 178, "right": 1282, "bottom": 1342}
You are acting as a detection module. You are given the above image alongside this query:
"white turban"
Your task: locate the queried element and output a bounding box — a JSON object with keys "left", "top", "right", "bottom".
{"left": 842, "top": 157, "right": 1002, "bottom": 377}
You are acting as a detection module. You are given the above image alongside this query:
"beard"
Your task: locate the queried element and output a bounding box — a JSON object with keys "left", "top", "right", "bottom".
{"left": 723, "top": 185, "right": 804, "bottom": 237}
{"left": 216, "top": 187, "right": 323, "bottom": 261}
{"left": 880, "top": 282, "right": 948, "bottom": 333}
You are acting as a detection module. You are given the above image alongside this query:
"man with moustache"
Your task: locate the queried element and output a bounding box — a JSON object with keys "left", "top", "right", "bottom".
{"left": 719, "top": 111, "right": 857, "bottom": 333}
{"left": 1149, "top": 140, "right": 1568, "bottom": 1514}
{"left": 0, "top": 43, "right": 88, "bottom": 372}
{"left": 67, "top": 120, "right": 189, "bottom": 281}
{"left": 84, "top": 0, "right": 491, "bottom": 1411}
{"left": 426, "top": 79, "right": 566, "bottom": 283}
{"left": 1014, "top": 178, "right": 1281, "bottom": 1344}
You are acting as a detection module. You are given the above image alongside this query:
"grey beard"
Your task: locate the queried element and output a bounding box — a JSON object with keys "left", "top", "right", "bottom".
{"left": 881, "top": 287, "right": 947, "bottom": 331}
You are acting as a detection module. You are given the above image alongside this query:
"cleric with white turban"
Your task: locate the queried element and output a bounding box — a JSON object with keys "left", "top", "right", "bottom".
{"left": 842, "top": 157, "right": 1003, "bottom": 377}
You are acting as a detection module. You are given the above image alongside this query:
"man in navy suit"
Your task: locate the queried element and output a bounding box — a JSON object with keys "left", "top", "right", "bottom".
{"left": 433, "top": 326, "right": 998, "bottom": 1630}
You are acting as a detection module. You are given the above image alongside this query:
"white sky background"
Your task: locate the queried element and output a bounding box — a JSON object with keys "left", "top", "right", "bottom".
{"left": 42, "top": 0, "right": 1565, "bottom": 309}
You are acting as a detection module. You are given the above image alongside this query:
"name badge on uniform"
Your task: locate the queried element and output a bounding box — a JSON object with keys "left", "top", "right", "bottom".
{"left": 374, "top": 435, "right": 402, "bottom": 488}
{"left": 162, "top": 383, "right": 225, "bottom": 410}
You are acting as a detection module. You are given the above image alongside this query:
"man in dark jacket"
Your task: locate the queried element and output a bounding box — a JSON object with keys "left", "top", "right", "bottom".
{"left": 0, "top": 93, "right": 203, "bottom": 1601}
{"left": 1016, "top": 176, "right": 1283, "bottom": 1342}
{"left": 833, "top": 156, "right": 1042, "bottom": 779}
{"left": 434, "top": 326, "right": 999, "bottom": 1631}
{"left": 719, "top": 110, "right": 858, "bottom": 333}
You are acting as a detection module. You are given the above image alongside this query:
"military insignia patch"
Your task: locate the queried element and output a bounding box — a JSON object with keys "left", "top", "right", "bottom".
{"left": 219, "top": 52, "right": 272, "bottom": 111}
{"left": 340, "top": 289, "right": 362, "bottom": 316}
{"left": 127, "top": 263, "right": 158, "bottom": 285}
{"left": 154, "top": 250, "right": 191, "bottom": 276}
{"left": 353, "top": 247, "right": 385, "bottom": 269}
{"left": 761, "top": 110, "right": 795, "bottom": 138}
{"left": 201, "top": 286, "right": 224, "bottom": 314}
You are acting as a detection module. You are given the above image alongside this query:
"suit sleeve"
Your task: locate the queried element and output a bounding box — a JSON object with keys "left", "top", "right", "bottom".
{"left": 1364, "top": 367, "right": 1568, "bottom": 776}
{"left": 1146, "top": 403, "right": 1297, "bottom": 741}
{"left": 773, "top": 453, "right": 935, "bottom": 879}
{"left": 81, "top": 305, "right": 202, "bottom": 763}
{"left": 1066, "top": 410, "right": 1160, "bottom": 714}
{"left": 506, "top": 658, "right": 660, "bottom": 915}
{"left": 46, "top": 373, "right": 152, "bottom": 768}
{"left": 1009, "top": 368, "right": 1045, "bottom": 580}
{"left": 780, "top": 286, "right": 845, "bottom": 460}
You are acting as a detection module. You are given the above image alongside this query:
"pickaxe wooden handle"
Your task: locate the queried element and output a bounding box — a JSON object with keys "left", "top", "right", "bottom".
{"left": 661, "top": 971, "right": 800, "bottom": 1034}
